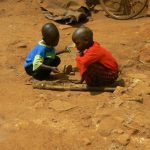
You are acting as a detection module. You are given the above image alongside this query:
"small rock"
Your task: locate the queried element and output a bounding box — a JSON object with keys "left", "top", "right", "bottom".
{"left": 97, "top": 117, "right": 118, "bottom": 137}
{"left": 81, "top": 114, "right": 91, "bottom": 120}
{"left": 81, "top": 120, "right": 91, "bottom": 127}
{"left": 122, "top": 60, "right": 135, "bottom": 68}
{"left": 114, "top": 86, "right": 126, "bottom": 95}
{"left": 120, "top": 42, "right": 126, "bottom": 46}
{"left": 125, "top": 96, "right": 143, "bottom": 103}
{"left": 113, "top": 129, "right": 124, "bottom": 134}
{"left": 63, "top": 92, "right": 72, "bottom": 98}
{"left": 116, "top": 133, "right": 130, "bottom": 146}
{"left": 34, "top": 101, "right": 44, "bottom": 109}
{"left": 129, "top": 79, "right": 142, "bottom": 88}
{"left": 38, "top": 94, "right": 47, "bottom": 100}
{"left": 128, "top": 129, "right": 139, "bottom": 136}
{"left": 96, "top": 102, "right": 105, "bottom": 109}
{"left": 17, "top": 42, "right": 27, "bottom": 48}
{"left": 83, "top": 138, "right": 92, "bottom": 146}
{"left": 15, "top": 121, "right": 29, "bottom": 130}
{"left": 48, "top": 100, "right": 76, "bottom": 112}
{"left": 51, "top": 118, "right": 58, "bottom": 123}
{"left": 139, "top": 44, "right": 150, "bottom": 63}
{"left": 114, "top": 98, "right": 124, "bottom": 108}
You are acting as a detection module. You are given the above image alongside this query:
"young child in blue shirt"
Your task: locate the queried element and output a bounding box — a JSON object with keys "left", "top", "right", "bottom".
{"left": 24, "top": 23, "right": 69, "bottom": 80}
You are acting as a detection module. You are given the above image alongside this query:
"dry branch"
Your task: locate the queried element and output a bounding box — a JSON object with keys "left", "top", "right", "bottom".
{"left": 33, "top": 81, "right": 116, "bottom": 92}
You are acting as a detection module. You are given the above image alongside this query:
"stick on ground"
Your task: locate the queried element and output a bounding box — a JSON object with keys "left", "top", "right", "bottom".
{"left": 33, "top": 81, "right": 116, "bottom": 92}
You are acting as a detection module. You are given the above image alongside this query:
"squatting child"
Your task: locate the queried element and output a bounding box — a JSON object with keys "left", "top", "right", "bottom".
{"left": 72, "top": 26, "right": 119, "bottom": 86}
{"left": 24, "top": 23, "right": 69, "bottom": 80}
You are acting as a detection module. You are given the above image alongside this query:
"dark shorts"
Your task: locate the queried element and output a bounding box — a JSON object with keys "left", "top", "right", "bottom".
{"left": 25, "top": 56, "right": 61, "bottom": 80}
{"left": 83, "top": 63, "right": 118, "bottom": 86}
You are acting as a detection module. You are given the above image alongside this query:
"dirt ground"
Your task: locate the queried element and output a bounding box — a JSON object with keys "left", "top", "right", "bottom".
{"left": 0, "top": 0, "right": 150, "bottom": 150}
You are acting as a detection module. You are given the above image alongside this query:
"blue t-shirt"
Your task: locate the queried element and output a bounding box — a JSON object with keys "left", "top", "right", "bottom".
{"left": 24, "top": 40, "right": 56, "bottom": 71}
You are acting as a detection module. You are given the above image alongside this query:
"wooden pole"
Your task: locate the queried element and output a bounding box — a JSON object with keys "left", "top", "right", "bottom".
{"left": 33, "top": 81, "right": 116, "bottom": 92}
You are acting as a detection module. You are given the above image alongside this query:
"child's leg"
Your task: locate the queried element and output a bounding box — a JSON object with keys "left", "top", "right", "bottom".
{"left": 33, "top": 56, "right": 61, "bottom": 80}
{"left": 83, "top": 63, "right": 118, "bottom": 86}
{"left": 24, "top": 65, "right": 33, "bottom": 76}
{"left": 49, "top": 56, "right": 61, "bottom": 67}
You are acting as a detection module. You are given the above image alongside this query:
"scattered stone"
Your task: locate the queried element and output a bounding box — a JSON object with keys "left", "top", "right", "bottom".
{"left": 114, "top": 98, "right": 124, "bottom": 108}
{"left": 130, "top": 79, "right": 142, "bottom": 88}
{"left": 114, "top": 117, "right": 125, "bottom": 124}
{"left": 116, "top": 133, "right": 130, "bottom": 146}
{"left": 17, "top": 0, "right": 23, "bottom": 2}
{"left": 17, "top": 42, "right": 27, "bottom": 48}
{"left": 15, "top": 121, "right": 29, "bottom": 130}
{"left": 63, "top": 91, "right": 72, "bottom": 98}
{"left": 38, "top": 94, "right": 47, "bottom": 100}
{"left": 34, "top": 101, "right": 44, "bottom": 109}
{"left": 97, "top": 117, "right": 118, "bottom": 137}
{"left": 81, "top": 114, "right": 91, "bottom": 120}
{"left": 124, "top": 95, "right": 143, "bottom": 103}
{"left": 81, "top": 114, "right": 92, "bottom": 127}
{"left": 122, "top": 60, "right": 135, "bottom": 68}
{"left": 139, "top": 43, "right": 150, "bottom": 64}
{"left": 109, "top": 143, "right": 124, "bottom": 150}
{"left": 120, "top": 42, "right": 127, "bottom": 46}
{"left": 51, "top": 118, "right": 58, "bottom": 123}
{"left": 96, "top": 101, "right": 105, "bottom": 109}
{"left": 48, "top": 100, "right": 76, "bottom": 112}
{"left": 128, "top": 74, "right": 147, "bottom": 79}
{"left": 83, "top": 138, "right": 92, "bottom": 146}
{"left": 114, "top": 86, "right": 126, "bottom": 95}
{"left": 113, "top": 129, "right": 124, "bottom": 134}
{"left": 92, "top": 117, "right": 101, "bottom": 128}
{"left": 128, "top": 128, "right": 139, "bottom": 136}
{"left": 81, "top": 120, "right": 91, "bottom": 128}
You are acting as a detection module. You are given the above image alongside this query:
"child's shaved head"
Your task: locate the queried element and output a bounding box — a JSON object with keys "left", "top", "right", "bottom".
{"left": 42, "top": 23, "right": 59, "bottom": 46}
{"left": 72, "top": 27, "right": 94, "bottom": 51}
{"left": 72, "top": 27, "right": 93, "bottom": 40}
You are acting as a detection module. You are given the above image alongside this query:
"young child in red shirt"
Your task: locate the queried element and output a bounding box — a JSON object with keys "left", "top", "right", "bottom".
{"left": 72, "top": 26, "right": 118, "bottom": 86}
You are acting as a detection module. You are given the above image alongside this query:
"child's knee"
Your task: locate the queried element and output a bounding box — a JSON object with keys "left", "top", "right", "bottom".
{"left": 55, "top": 56, "right": 61, "bottom": 66}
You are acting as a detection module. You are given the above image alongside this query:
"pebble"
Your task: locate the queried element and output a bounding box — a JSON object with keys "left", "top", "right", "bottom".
{"left": 17, "top": 42, "right": 27, "bottom": 48}
{"left": 116, "top": 133, "right": 130, "bottom": 146}
{"left": 83, "top": 138, "right": 92, "bottom": 146}
{"left": 34, "top": 101, "right": 44, "bottom": 109}
{"left": 113, "top": 129, "right": 124, "bottom": 134}
{"left": 38, "top": 94, "right": 47, "bottom": 100}
{"left": 114, "top": 98, "right": 124, "bottom": 108}
{"left": 113, "top": 86, "right": 126, "bottom": 95}
{"left": 125, "top": 96, "right": 143, "bottom": 103}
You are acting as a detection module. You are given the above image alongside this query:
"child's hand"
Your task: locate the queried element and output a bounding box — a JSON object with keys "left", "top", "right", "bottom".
{"left": 65, "top": 47, "right": 71, "bottom": 53}
{"left": 51, "top": 67, "right": 60, "bottom": 73}
{"left": 65, "top": 43, "right": 75, "bottom": 53}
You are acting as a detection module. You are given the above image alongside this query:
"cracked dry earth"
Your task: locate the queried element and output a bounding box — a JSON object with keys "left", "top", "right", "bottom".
{"left": 0, "top": 0, "right": 150, "bottom": 150}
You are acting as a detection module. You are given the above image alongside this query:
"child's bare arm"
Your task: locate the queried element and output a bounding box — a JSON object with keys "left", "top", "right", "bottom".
{"left": 39, "top": 64, "right": 60, "bottom": 73}
{"left": 56, "top": 47, "right": 71, "bottom": 55}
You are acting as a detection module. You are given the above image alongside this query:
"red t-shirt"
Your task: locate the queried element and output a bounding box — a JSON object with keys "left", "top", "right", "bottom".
{"left": 76, "top": 42, "right": 118, "bottom": 76}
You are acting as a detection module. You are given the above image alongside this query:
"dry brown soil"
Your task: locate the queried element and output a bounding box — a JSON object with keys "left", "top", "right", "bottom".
{"left": 0, "top": 0, "right": 150, "bottom": 150}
